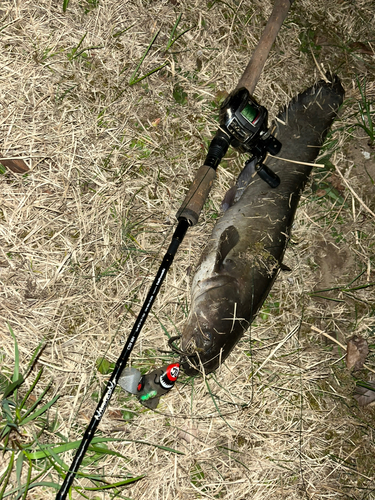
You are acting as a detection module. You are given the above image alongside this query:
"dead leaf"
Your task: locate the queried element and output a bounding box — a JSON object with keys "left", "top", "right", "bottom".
{"left": 151, "top": 118, "right": 161, "bottom": 127}
{"left": 346, "top": 335, "right": 369, "bottom": 370}
{"left": 354, "top": 381, "right": 375, "bottom": 406}
{"left": 327, "top": 174, "right": 344, "bottom": 193}
{"left": 108, "top": 409, "right": 123, "bottom": 419}
{"left": 177, "top": 422, "right": 198, "bottom": 443}
{"left": 315, "top": 189, "right": 327, "bottom": 197}
{"left": 1, "top": 158, "right": 29, "bottom": 173}
{"left": 348, "top": 41, "right": 374, "bottom": 55}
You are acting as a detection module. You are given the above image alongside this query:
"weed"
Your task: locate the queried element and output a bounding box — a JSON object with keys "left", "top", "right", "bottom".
{"left": 81, "top": 0, "right": 99, "bottom": 14}
{"left": 0, "top": 328, "right": 148, "bottom": 497}
{"left": 96, "top": 356, "right": 115, "bottom": 375}
{"left": 354, "top": 77, "right": 374, "bottom": 145}
{"left": 165, "top": 13, "right": 193, "bottom": 52}
{"left": 66, "top": 32, "right": 103, "bottom": 62}
{"left": 113, "top": 24, "right": 135, "bottom": 39}
{"left": 173, "top": 83, "right": 188, "bottom": 105}
{"left": 298, "top": 28, "right": 321, "bottom": 54}
{"left": 309, "top": 269, "right": 375, "bottom": 302}
{"left": 55, "top": 83, "right": 78, "bottom": 102}
{"left": 0, "top": 327, "right": 60, "bottom": 498}
{"left": 190, "top": 462, "right": 205, "bottom": 487}
{"left": 128, "top": 14, "right": 193, "bottom": 86}
{"left": 259, "top": 296, "right": 280, "bottom": 321}
{"left": 128, "top": 30, "right": 167, "bottom": 86}
{"left": 63, "top": 0, "right": 99, "bottom": 13}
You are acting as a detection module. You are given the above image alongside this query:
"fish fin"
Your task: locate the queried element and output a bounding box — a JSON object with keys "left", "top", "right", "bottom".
{"left": 233, "top": 158, "right": 257, "bottom": 204}
{"left": 221, "top": 159, "right": 257, "bottom": 211}
{"left": 214, "top": 225, "right": 240, "bottom": 272}
{"left": 221, "top": 185, "right": 237, "bottom": 212}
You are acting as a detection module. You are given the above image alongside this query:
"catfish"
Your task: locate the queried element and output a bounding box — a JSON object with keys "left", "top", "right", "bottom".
{"left": 180, "top": 76, "right": 345, "bottom": 376}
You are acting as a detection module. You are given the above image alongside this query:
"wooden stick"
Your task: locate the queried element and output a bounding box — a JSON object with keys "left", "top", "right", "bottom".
{"left": 236, "top": 0, "right": 294, "bottom": 94}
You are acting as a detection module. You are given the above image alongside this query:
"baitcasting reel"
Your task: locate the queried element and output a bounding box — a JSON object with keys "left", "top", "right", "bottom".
{"left": 205, "top": 87, "right": 281, "bottom": 188}
{"left": 220, "top": 87, "right": 281, "bottom": 187}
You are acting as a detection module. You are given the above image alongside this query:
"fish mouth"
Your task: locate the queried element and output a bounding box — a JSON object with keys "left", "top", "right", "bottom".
{"left": 169, "top": 335, "right": 219, "bottom": 376}
{"left": 181, "top": 350, "right": 223, "bottom": 376}
{"left": 181, "top": 295, "right": 245, "bottom": 376}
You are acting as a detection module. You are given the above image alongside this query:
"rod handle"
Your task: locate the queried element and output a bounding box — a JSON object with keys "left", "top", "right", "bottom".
{"left": 236, "top": 0, "right": 294, "bottom": 94}
{"left": 176, "top": 165, "right": 216, "bottom": 225}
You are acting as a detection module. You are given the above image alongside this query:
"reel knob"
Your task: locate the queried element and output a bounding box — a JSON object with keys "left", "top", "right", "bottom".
{"left": 256, "top": 163, "right": 280, "bottom": 188}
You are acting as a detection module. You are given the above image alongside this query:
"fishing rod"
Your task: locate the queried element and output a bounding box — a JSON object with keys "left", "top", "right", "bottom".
{"left": 55, "top": 1, "right": 293, "bottom": 498}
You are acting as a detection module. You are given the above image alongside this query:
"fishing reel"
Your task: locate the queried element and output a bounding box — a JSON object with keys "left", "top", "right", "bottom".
{"left": 219, "top": 87, "right": 281, "bottom": 188}
{"left": 119, "top": 362, "right": 180, "bottom": 410}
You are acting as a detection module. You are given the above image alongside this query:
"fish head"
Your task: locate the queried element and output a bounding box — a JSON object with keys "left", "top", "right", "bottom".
{"left": 181, "top": 224, "right": 250, "bottom": 375}
{"left": 181, "top": 273, "right": 249, "bottom": 375}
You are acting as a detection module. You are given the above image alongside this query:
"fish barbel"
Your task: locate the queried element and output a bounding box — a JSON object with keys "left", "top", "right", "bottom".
{"left": 180, "top": 77, "right": 345, "bottom": 375}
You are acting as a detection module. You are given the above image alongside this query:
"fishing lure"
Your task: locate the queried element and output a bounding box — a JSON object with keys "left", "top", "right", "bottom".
{"left": 119, "top": 363, "right": 180, "bottom": 410}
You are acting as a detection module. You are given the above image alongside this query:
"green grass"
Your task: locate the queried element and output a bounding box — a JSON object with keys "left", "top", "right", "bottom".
{"left": 0, "top": 328, "right": 148, "bottom": 499}
{"left": 0, "top": 328, "right": 61, "bottom": 498}
{"left": 128, "top": 14, "right": 193, "bottom": 86}
{"left": 66, "top": 32, "right": 103, "bottom": 61}
{"left": 354, "top": 77, "right": 375, "bottom": 145}
{"left": 63, "top": 0, "right": 99, "bottom": 14}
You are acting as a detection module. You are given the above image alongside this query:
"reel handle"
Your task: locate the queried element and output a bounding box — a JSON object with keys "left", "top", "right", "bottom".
{"left": 256, "top": 163, "right": 280, "bottom": 188}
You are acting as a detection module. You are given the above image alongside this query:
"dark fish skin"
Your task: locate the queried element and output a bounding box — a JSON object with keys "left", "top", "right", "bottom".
{"left": 181, "top": 77, "right": 345, "bottom": 376}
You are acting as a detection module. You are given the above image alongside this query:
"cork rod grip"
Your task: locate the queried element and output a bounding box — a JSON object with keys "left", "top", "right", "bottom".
{"left": 176, "top": 165, "right": 216, "bottom": 226}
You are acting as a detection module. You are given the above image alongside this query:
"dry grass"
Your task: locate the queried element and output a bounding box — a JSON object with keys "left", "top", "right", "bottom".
{"left": 0, "top": 0, "right": 374, "bottom": 499}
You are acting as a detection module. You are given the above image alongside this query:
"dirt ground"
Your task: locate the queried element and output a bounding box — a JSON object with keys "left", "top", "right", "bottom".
{"left": 0, "top": 1, "right": 374, "bottom": 499}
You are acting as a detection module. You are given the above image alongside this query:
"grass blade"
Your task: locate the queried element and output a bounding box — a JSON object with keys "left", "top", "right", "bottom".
{"left": 89, "top": 444, "right": 129, "bottom": 460}
{"left": 19, "top": 380, "right": 53, "bottom": 422}
{"left": 3, "top": 482, "right": 61, "bottom": 498}
{"left": 166, "top": 13, "right": 182, "bottom": 50}
{"left": 129, "top": 30, "right": 161, "bottom": 85}
{"left": 8, "top": 324, "right": 20, "bottom": 383}
{"left": 20, "top": 394, "right": 60, "bottom": 426}
{"left": 129, "top": 62, "right": 168, "bottom": 86}
{"left": 113, "top": 24, "right": 135, "bottom": 38}
{"left": 343, "top": 282, "right": 375, "bottom": 292}
{"left": 205, "top": 378, "right": 234, "bottom": 430}
{"left": 25, "top": 436, "right": 184, "bottom": 460}
{"left": 22, "top": 456, "right": 33, "bottom": 500}
{"left": 0, "top": 450, "right": 15, "bottom": 499}
{"left": 16, "top": 451, "right": 24, "bottom": 492}
{"left": 130, "top": 440, "right": 185, "bottom": 455}
{"left": 165, "top": 13, "right": 194, "bottom": 51}
{"left": 23, "top": 342, "right": 46, "bottom": 380}
{"left": 19, "top": 369, "right": 43, "bottom": 411}
{"left": 2, "top": 375, "right": 24, "bottom": 399}
{"left": 77, "top": 476, "right": 145, "bottom": 491}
